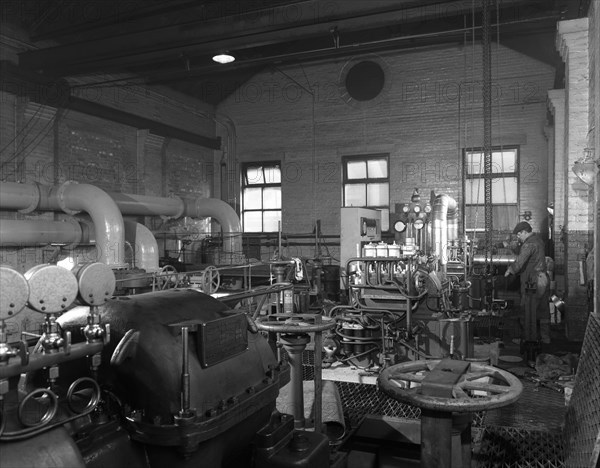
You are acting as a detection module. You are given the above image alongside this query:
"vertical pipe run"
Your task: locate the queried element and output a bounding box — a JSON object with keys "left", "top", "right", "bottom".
{"left": 180, "top": 326, "right": 191, "bottom": 417}
{"left": 421, "top": 410, "right": 453, "bottom": 468}
{"left": 280, "top": 335, "right": 309, "bottom": 430}
{"left": 313, "top": 319, "right": 323, "bottom": 434}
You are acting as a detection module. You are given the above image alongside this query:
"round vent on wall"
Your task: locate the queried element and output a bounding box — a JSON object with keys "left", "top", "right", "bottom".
{"left": 345, "top": 60, "right": 385, "bottom": 101}
{"left": 338, "top": 56, "right": 390, "bottom": 108}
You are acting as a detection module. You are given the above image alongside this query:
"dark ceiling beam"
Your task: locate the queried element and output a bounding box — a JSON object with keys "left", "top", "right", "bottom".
{"left": 144, "top": 14, "right": 560, "bottom": 85}
{"left": 31, "top": 0, "right": 199, "bottom": 40}
{"left": 65, "top": 97, "right": 221, "bottom": 150}
{"left": 0, "top": 61, "right": 221, "bottom": 150}
{"left": 31, "top": 0, "right": 313, "bottom": 41}
{"left": 27, "top": 0, "right": 71, "bottom": 35}
{"left": 19, "top": 0, "right": 539, "bottom": 75}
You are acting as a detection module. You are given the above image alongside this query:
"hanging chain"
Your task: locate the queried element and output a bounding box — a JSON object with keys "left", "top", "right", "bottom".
{"left": 482, "top": 0, "right": 493, "bottom": 271}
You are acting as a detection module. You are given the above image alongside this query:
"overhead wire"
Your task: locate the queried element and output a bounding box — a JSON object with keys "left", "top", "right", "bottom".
{"left": 0, "top": 106, "right": 62, "bottom": 180}
{"left": 0, "top": 102, "right": 44, "bottom": 156}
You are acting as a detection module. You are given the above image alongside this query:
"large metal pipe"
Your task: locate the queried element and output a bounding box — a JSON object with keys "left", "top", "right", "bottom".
{"left": 107, "top": 191, "right": 242, "bottom": 260}
{"left": 0, "top": 181, "right": 126, "bottom": 268}
{"left": 123, "top": 219, "right": 160, "bottom": 272}
{"left": 0, "top": 219, "right": 85, "bottom": 246}
{"left": 0, "top": 217, "right": 158, "bottom": 272}
{"left": 432, "top": 194, "right": 459, "bottom": 265}
{"left": 473, "top": 253, "right": 517, "bottom": 265}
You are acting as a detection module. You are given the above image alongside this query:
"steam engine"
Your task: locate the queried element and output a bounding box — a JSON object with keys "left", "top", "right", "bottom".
{"left": 0, "top": 263, "right": 306, "bottom": 468}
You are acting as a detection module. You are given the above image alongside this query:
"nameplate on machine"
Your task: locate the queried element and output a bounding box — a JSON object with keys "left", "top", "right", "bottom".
{"left": 197, "top": 313, "right": 248, "bottom": 368}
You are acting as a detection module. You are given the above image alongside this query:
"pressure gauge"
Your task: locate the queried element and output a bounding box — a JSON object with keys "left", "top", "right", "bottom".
{"left": 413, "top": 219, "right": 425, "bottom": 230}
{"left": 0, "top": 265, "right": 30, "bottom": 320}
{"left": 413, "top": 204, "right": 421, "bottom": 213}
{"left": 73, "top": 262, "right": 116, "bottom": 306}
{"left": 394, "top": 220, "right": 407, "bottom": 233}
{"left": 25, "top": 264, "right": 78, "bottom": 314}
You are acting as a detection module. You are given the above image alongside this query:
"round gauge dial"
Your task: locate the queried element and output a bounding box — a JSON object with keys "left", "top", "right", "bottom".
{"left": 394, "top": 220, "right": 407, "bottom": 233}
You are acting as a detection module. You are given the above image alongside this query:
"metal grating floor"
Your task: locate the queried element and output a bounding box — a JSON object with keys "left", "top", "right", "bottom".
{"left": 292, "top": 314, "right": 600, "bottom": 468}
{"left": 335, "top": 380, "right": 421, "bottom": 428}
{"left": 473, "top": 426, "right": 566, "bottom": 468}
{"left": 482, "top": 380, "right": 566, "bottom": 431}
{"left": 562, "top": 313, "right": 600, "bottom": 467}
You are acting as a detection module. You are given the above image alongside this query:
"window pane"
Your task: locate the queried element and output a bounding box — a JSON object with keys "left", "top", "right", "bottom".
{"left": 246, "top": 166, "right": 264, "bottom": 185}
{"left": 346, "top": 161, "right": 367, "bottom": 179}
{"left": 466, "top": 152, "right": 483, "bottom": 175}
{"left": 263, "top": 211, "right": 281, "bottom": 232}
{"left": 243, "top": 211, "right": 262, "bottom": 232}
{"left": 263, "top": 187, "right": 281, "bottom": 209}
{"left": 491, "top": 150, "right": 517, "bottom": 173}
{"left": 367, "top": 183, "right": 389, "bottom": 206}
{"left": 243, "top": 187, "right": 262, "bottom": 209}
{"left": 265, "top": 165, "right": 281, "bottom": 183}
{"left": 491, "top": 177, "right": 517, "bottom": 203}
{"left": 466, "top": 205, "right": 518, "bottom": 231}
{"left": 465, "top": 179, "right": 485, "bottom": 204}
{"left": 367, "top": 159, "right": 387, "bottom": 178}
{"left": 344, "top": 184, "right": 366, "bottom": 206}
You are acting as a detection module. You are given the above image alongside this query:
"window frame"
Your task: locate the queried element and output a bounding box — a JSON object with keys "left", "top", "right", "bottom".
{"left": 241, "top": 161, "right": 282, "bottom": 233}
{"left": 342, "top": 153, "right": 390, "bottom": 231}
{"left": 463, "top": 146, "right": 520, "bottom": 232}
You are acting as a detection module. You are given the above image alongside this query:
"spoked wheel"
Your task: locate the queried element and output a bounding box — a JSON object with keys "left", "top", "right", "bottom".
{"left": 157, "top": 265, "right": 179, "bottom": 290}
{"left": 200, "top": 265, "right": 220, "bottom": 294}
{"left": 378, "top": 358, "right": 523, "bottom": 468}
{"left": 378, "top": 359, "right": 523, "bottom": 413}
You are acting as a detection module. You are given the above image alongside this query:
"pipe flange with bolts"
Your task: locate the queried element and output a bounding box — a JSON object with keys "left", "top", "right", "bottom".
{"left": 17, "top": 182, "right": 41, "bottom": 214}
{"left": 56, "top": 181, "right": 82, "bottom": 216}
{"left": 168, "top": 194, "right": 186, "bottom": 219}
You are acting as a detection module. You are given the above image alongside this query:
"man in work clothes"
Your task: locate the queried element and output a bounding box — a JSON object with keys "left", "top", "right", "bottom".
{"left": 504, "top": 221, "right": 551, "bottom": 344}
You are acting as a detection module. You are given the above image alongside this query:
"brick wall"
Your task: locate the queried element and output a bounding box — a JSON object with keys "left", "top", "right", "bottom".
{"left": 1, "top": 28, "right": 219, "bottom": 273}
{"left": 554, "top": 18, "right": 594, "bottom": 340}
{"left": 0, "top": 26, "right": 222, "bottom": 341}
{"left": 219, "top": 44, "right": 555, "bottom": 260}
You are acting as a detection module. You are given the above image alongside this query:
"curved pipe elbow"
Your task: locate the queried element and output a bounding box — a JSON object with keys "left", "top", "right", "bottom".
{"left": 183, "top": 197, "right": 242, "bottom": 258}
{"left": 56, "top": 182, "right": 126, "bottom": 268}
{"left": 124, "top": 220, "right": 160, "bottom": 272}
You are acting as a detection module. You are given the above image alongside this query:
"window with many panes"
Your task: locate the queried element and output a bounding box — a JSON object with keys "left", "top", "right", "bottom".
{"left": 242, "top": 162, "right": 281, "bottom": 232}
{"left": 342, "top": 154, "right": 390, "bottom": 231}
{"left": 464, "top": 147, "right": 519, "bottom": 231}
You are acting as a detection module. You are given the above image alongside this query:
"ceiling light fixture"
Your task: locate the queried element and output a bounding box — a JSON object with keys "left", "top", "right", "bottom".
{"left": 212, "top": 52, "right": 235, "bottom": 64}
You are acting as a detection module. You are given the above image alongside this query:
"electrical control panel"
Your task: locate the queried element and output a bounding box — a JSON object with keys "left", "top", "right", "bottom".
{"left": 340, "top": 207, "right": 382, "bottom": 288}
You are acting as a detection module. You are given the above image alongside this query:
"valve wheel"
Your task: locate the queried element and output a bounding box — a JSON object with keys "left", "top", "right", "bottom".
{"left": 200, "top": 265, "right": 220, "bottom": 294}
{"left": 255, "top": 313, "right": 336, "bottom": 334}
{"left": 378, "top": 359, "right": 523, "bottom": 413}
{"left": 158, "top": 265, "right": 179, "bottom": 290}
